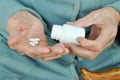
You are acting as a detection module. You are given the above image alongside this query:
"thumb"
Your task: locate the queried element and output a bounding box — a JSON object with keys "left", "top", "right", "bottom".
{"left": 67, "top": 15, "right": 93, "bottom": 28}
{"left": 8, "top": 32, "right": 21, "bottom": 48}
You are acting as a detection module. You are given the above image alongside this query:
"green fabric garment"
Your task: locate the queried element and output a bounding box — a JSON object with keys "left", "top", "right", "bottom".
{"left": 0, "top": 0, "right": 120, "bottom": 80}
{"left": 0, "top": 0, "right": 120, "bottom": 38}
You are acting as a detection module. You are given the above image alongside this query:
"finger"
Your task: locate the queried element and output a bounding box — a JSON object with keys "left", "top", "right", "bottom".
{"left": 42, "top": 54, "right": 62, "bottom": 62}
{"left": 67, "top": 14, "right": 94, "bottom": 28}
{"left": 65, "top": 43, "right": 98, "bottom": 60}
{"left": 36, "top": 53, "right": 54, "bottom": 58}
{"left": 25, "top": 46, "right": 50, "bottom": 58}
{"left": 38, "top": 44, "right": 68, "bottom": 58}
{"left": 36, "top": 43, "right": 69, "bottom": 59}
{"left": 77, "top": 37, "right": 103, "bottom": 52}
{"left": 77, "top": 26, "right": 115, "bottom": 52}
{"left": 96, "top": 26, "right": 116, "bottom": 42}
{"left": 51, "top": 43, "right": 69, "bottom": 55}
{"left": 96, "top": 29, "right": 116, "bottom": 47}
{"left": 55, "top": 43, "right": 69, "bottom": 53}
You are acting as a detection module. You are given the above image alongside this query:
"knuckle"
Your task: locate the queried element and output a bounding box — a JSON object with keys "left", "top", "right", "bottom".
{"left": 96, "top": 45, "right": 103, "bottom": 52}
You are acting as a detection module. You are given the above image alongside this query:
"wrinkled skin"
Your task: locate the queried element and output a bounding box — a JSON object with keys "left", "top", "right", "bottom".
{"left": 7, "top": 11, "right": 69, "bottom": 62}
{"left": 65, "top": 7, "right": 120, "bottom": 60}
{"left": 7, "top": 7, "right": 120, "bottom": 62}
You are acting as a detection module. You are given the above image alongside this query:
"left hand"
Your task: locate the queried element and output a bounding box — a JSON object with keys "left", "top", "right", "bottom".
{"left": 7, "top": 11, "right": 69, "bottom": 62}
{"left": 65, "top": 7, "right": 120, "bottom": 60}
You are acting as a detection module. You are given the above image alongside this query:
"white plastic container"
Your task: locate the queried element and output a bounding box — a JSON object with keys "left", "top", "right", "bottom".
{"left": 51, "top": 24, "right": 85, "bottom": 45}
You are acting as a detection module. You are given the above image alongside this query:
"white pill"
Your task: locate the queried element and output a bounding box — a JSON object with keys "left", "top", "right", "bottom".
{"left": 29, "top": 41, "right": 36, "bottom": 46}
{"left": 28, "top": 38, "right": 40, "bottom": 42}
{"left": 30, "top": 40, "right": 39, "bottom": 44}
{"left": 34, "top": 38, "right": 40, "bottom": 41}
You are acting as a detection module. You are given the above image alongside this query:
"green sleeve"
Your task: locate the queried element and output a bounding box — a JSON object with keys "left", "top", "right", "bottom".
{"left": 105, "top": 1, "right": 120, "bottom": 14}
{"left": 0, "top": 0, "right": 46, "bottom": 39}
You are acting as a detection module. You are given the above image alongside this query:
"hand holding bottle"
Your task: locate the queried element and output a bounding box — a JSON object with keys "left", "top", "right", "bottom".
{"left": 65, "top": 7, "right": 120, "bottom": 60}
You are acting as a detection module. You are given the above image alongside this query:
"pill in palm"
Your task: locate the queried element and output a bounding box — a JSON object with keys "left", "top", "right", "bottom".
{"left": 29, "top": 41, "right": 37, "bottom": 46}
{"left": 31, "top": 40, "right": 39, "bottom": 44}
{"left": 28, "top": 38, "right": 40, "bottom": 42}
{"left": 28, "top": 38, "right": 40, "bottom": 46}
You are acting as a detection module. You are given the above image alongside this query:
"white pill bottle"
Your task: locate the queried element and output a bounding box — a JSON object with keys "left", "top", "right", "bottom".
{"left": 51, "top": 24, "right": 85, "bottom": 45}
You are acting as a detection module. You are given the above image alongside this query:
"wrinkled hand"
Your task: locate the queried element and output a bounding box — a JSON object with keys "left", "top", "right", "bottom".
{"left": 7, "top": 11, "right": 69, "bottom": 62}
{"left": 66, "top": 7, "right": 120, "bottom": 60}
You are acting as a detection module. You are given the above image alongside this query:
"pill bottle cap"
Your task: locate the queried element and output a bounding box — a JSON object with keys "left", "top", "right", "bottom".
{"left": 51, "top": 25, "right": 63, "bottom": 40}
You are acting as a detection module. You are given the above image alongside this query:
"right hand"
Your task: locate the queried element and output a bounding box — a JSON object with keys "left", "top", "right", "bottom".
{"left": 7, "top": 11, "right": 69, "bottom": 61}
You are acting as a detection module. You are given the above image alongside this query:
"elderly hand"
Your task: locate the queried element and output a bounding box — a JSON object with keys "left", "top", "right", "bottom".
{"left": 7, "top": 11, "right": 69, "bottom": 62}
{"left": 66, "top": 7, "right": 120, "bottom": 60}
